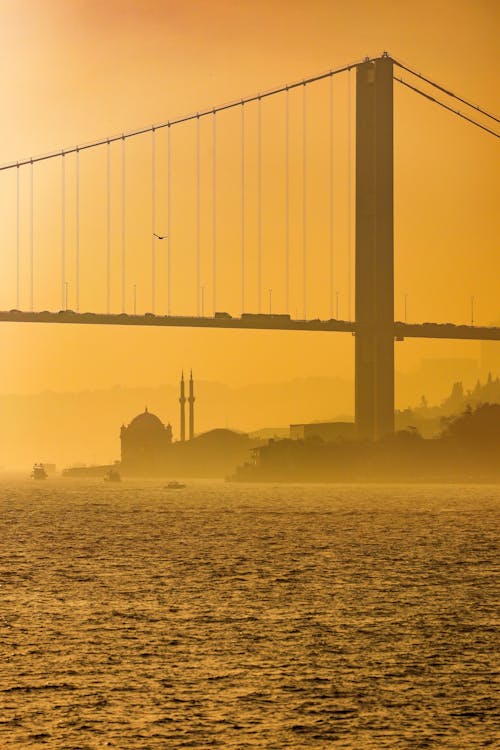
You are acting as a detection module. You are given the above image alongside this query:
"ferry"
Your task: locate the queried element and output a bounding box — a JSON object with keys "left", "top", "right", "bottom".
{"left": 31, "top": 464, "right": 48, "bottom": 480}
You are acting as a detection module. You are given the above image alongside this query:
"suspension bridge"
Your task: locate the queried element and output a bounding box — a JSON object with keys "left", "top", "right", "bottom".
{"left": 0, "top": 53, "right": 498, "bottom": 439}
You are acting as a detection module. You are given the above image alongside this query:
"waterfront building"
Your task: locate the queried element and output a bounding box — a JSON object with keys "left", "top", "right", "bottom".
{"left": 289, "top": 421, "right": 356, "bottom": 442}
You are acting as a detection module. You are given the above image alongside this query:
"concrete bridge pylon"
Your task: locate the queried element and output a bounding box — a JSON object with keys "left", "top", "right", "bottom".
{"left": 355, "top": 55, "right": 395, "bottom": 440}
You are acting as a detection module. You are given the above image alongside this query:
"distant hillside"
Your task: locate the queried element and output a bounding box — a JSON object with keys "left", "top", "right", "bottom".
{"left": 1, "top": 369, "right": 496, "bottom": 471}
{"left": 397, "top": 374, "right": 500, "bottom": 436}
{"left": 0, "top": 377, "right": 352, "bottom": 470}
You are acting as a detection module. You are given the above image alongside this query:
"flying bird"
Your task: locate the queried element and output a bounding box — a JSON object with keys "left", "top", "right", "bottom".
{"left": 153, "top": 232, "right": 168, "bottom": 240}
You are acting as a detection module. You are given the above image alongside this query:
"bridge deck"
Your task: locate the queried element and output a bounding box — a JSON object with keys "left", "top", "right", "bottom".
{"left": 0, "top": 310, "right": 499, "bottom": 340}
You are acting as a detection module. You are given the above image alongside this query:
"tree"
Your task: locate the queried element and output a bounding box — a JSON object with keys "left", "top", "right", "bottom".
{"left": 441, "top": 403, "right": 500, "bottom": 447}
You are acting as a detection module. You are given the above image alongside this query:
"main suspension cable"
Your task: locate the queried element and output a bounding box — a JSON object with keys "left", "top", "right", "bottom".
{"left": 394, "top": 76, "right": 499, "bottom": 138}
{"left": 5, "top": 55, "right": 495, "bottom": 174}
{"left": 393, "top": 59, "right": 500, "bottom": 124}
{"left": 0, "top": 57, "right": 370, "bottom": 173}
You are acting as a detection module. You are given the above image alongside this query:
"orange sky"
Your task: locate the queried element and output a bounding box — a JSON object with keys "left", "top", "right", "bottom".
{"left": 0, "top": 0, "right": 498, "bottom": 409}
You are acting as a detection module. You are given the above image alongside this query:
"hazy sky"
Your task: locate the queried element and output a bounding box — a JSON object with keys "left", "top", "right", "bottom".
{"left": 0, "top": 0, "right": 498, "bottom": 396}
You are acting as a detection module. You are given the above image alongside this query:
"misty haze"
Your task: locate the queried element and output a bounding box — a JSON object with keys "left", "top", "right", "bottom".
{"left": 0, "top": 1, "right": 498, "bottom": 748}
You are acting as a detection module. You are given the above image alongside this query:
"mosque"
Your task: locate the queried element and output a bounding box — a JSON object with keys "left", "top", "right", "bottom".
{"left": 120, "top": 371, "right": 195, "bottom": 475}
{"left": 62, "top": 369, "right": 258, "bottom": 479}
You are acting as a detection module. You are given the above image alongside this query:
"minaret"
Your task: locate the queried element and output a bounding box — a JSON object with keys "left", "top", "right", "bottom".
{"left": 188, "top": 370, "right": 195, "bottom": 440}
{"left": 179, "top": 371, "right": 186, "bottom": 442}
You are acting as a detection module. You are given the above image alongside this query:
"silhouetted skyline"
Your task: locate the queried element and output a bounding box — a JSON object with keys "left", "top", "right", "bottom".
{"left": 0, "top": 2, "right": 497, "bottom": 472}
{"left": 0, "top": 5, "right": 498, "bottom": 750}
{"left": 1, "top": 51, "right": 498, "bottom": 447}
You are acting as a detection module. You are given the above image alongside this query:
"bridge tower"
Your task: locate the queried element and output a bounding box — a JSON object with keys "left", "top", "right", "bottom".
{"left": 355, "top": 55, "right": 395, "bottom": 440}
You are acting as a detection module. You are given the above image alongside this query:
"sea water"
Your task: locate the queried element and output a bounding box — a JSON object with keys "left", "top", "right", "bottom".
{"left": 1, "top": 479, "right": 498, "bottom": 748}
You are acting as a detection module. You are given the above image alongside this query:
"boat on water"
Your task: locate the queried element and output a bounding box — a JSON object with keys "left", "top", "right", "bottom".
{"left": 165, "top": 480, "right": 186, "bottom": 490}
{"left": 31, "top": 464, "right": 48, "bottom": 480}
{"left": 104, "top": 469, "right": 121, "bottom": 482}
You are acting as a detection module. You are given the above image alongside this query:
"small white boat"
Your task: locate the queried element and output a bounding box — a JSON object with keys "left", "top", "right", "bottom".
{"left": 104, "top": 469, "right": 121, "bottom": 482}
{"left": 165, "top": 480, "right": 186, "bottom": 490}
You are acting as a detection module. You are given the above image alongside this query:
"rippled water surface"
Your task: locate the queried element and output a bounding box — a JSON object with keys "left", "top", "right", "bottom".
{"left": 1, "top": 479, "right": 498, "bottom": 748}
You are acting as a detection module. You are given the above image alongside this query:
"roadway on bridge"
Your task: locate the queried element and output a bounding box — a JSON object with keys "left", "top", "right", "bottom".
{"left": 0, "top": 310, "right": 499, "bottom": 341}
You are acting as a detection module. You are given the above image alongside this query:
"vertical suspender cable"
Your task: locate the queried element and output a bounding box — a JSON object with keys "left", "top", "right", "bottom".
{"left": 167, "top": 125, "right": 171, "bottom": 315}
{"left": 196, "top": 117, "right": 200, "bottom": 316}
{"left": 106, "top": 141, "right": 111, "bottom": 314}
{"left": 347, "top": 69, "right": 352, "bottom": 321}
{"left": 212, "top": 112, "right": 217, "bottom": 315}
{"left": 30, "top": 161, "right": 33, "bottom": 311}
{"left": 121, "top": 137, "right": 126, "bottom": 313}
{"left": 75, "top": 149, "right": 80, "bottom": 312}
{"left": 241, "top": 103, "right": 245, "bottom": 313}
{"left": 329, "top": 74, "right": 334, "bottom": 319}
{"left": 61, "top": 154, "right": 66, "bottom": 309}
{"left": 302, "top": 84, "right": 307, "bottom": 320}
{"left": 16, "top": 165, "right": 20, "bottom": 309}
{"left": 285, "top": 89, "right": 289, "bottom": 315}
{"left": 257, "top": 97, "right": 262, "bottom": 313}
{"left": 151, "top": 128, "right": 156, "bottom": 314}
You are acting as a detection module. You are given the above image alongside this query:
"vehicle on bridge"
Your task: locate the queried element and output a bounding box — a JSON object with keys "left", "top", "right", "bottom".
{"left": 241, "top": 313, "right": 291, "bottom": 321}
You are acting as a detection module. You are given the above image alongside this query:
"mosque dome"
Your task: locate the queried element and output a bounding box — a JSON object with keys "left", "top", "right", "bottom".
{"left": 127, "top": 407, "right": 166, "bottom": 434}
{"left": 120, "top": 407, "right": 173, "bottom": 475}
